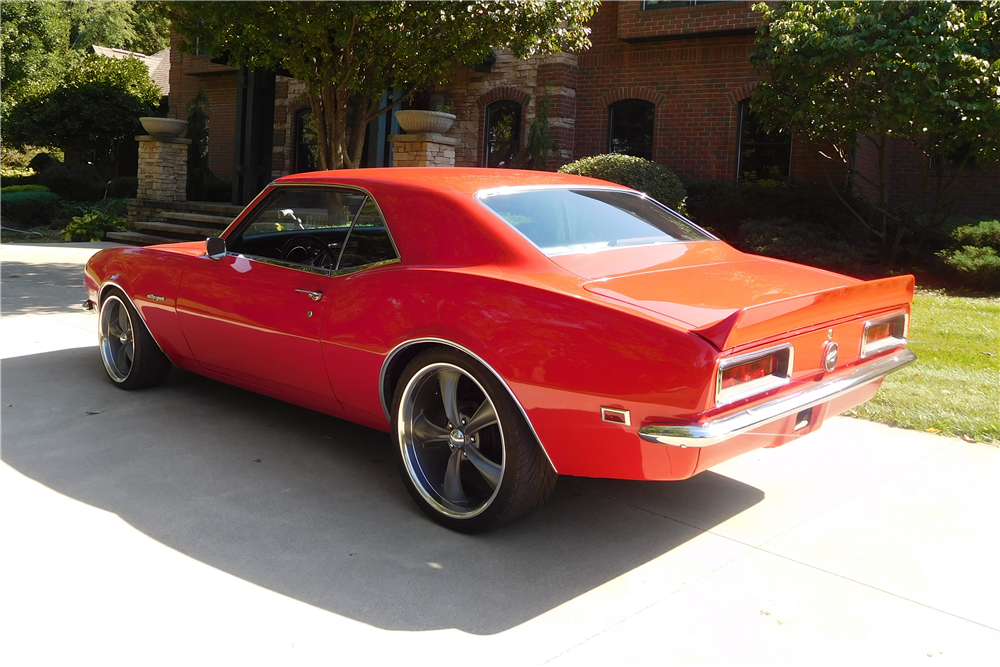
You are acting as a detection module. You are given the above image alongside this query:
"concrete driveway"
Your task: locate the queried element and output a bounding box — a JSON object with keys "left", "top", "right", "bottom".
{"left": 2, "top": 242, "right": 997, "bottom": 666}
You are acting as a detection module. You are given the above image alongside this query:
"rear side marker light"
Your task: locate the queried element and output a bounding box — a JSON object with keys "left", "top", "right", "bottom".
{"left": 601, "top": 407, "right": 631, "bottom": 426}
{"left": 716, "top": 344, "right": 793, "bottom": 407}
{"left": 861, "top": 312, "right": 909, "bottom": 358}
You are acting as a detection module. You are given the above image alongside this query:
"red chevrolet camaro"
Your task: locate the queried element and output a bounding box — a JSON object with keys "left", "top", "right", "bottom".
{"left": 85, "top": 168, "right": 915, "bottom": 532}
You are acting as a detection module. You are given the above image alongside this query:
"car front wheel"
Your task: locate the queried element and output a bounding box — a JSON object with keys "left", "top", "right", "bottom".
{"left": 99, "top": 288, "right": 171, "bottom": 389}
{"left": 392, "top": 348, "right": 557, "bottom": 533}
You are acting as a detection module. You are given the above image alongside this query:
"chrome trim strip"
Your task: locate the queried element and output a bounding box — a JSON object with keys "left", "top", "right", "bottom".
{"left": 216, "top": 252, "right": 332, "bottom": 277}
{"left": 379, "top": 337, "right": 558, "bottom": 473}
{"left": 98, "top": 280, "right": 172, "bottom": 361}
{"left": 715, "top": 343, "right": 794, "bottom": 407}
{"left": 639, "top": 349, "right": 916, "bottom": 448}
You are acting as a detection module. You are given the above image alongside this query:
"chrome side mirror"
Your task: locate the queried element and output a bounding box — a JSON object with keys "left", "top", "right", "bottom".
{"left": 206, "top": 236, "right": 227, "bottom": 260}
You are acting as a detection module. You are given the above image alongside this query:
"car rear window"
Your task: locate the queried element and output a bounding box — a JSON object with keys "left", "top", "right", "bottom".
{"left": 477, "top": 188, "right": 713, "bottom": 256}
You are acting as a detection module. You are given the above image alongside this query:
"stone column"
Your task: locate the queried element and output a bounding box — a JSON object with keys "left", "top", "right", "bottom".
{"left": 136, "top": 135, "right": 191, "bottom": 201}
{"left": 389, "top": 133, "right": 459, "bottom": 167}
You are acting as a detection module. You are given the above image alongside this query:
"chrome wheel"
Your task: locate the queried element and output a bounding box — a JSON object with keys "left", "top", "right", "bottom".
{"left": 398, "top": 362, "right": 505, "bottom": 519}
{"left": 99, "top": 295, "right": 135, "bottom": 383}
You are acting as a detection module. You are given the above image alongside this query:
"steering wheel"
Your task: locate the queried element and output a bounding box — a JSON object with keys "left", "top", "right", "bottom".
{"left": 280, "top": 235, "right": 337, "bottom": 269}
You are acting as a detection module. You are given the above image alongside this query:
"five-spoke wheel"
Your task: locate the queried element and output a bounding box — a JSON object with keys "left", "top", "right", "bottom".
{"left": 393, "top": 348, "right": 557, "bottom": 532}
{"left": 98, "top": 288, "right": 171, "bottom": 389}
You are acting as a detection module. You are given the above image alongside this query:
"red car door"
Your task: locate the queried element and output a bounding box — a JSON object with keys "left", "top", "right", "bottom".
{"left": 175, "top": 187, "right": 365, "bottom": 403}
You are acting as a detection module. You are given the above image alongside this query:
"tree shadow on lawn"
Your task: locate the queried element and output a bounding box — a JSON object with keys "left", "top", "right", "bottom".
{"left": 1, "top": 346, "right": 764, "bottom": 635}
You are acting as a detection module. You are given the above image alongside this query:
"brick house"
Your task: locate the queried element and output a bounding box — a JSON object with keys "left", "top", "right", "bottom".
{"left": 164, "top": 1, "right": 996, "bottom": 214}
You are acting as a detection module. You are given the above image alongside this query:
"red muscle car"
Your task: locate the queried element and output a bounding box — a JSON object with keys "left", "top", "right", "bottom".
{"left": 85, "top": 168, "right": 915, "bottom": 532}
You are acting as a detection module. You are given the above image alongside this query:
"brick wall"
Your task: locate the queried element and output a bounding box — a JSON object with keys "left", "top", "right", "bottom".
{"left": 616, "top": 1, "right": 761, "bottom": 42}
{"left": 168, "top": 33, "right": 238, "bottom": 185}
{"left": 437, "top": 51, "right": 578, "bottom": 169}
{"left": 886, "top": 140, "right": 999, "bottom": 218}
{"left": 576, "top": 4, "right": 759, "bottom": 181}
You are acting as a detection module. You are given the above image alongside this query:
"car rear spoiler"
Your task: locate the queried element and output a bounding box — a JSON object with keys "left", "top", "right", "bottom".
{"left": 694, "top": 275, "right": 915, "bottom": 351}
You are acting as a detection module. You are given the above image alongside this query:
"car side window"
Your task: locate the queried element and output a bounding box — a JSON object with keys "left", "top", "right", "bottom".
{"left": 336, "top": 197, "right": 399, "bottom": 271}
{"left": 227, "top": 189, "right": 366, "bottom": 271}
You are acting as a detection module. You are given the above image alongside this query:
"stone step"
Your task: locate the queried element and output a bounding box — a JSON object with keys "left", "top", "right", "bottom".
{"left": 106, "top": 231, "right": 181, "bottom": 246}
{"left": 128, "top": 198, "right": 244, "bottom": 217}
{"left": 161, "top": 211, "right": 234, "bottom": 227}
{"left": 133, "top": 220, "right": 219, "bottom": 239}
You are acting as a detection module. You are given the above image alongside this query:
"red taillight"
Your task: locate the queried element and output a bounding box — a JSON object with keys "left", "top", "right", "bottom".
{"left": 866, "top": 322, "right": 894, "bottom": 342}
{"left": 720, "top": 355, "right": 776, "bottom": 390}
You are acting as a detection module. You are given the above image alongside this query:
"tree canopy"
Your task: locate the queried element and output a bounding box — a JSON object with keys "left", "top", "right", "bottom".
{"left": 1, "top": 1, "right": 169, "bottom": 112}
{"left": 3, "top": 53, "right": 161, "bottom": 163}
{"left": 750, "top": 1, "right": 1000, "bottom": 269}
{"left": 165, "top": 0, "right": 599, "bottom": 169}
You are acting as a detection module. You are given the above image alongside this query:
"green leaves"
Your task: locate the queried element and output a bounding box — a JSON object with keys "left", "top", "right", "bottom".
{"left": 165, "top": 1, "right": 598, "bottom": 168}
{"left": 4, "top": 54, "right": 160, "bottom": 155}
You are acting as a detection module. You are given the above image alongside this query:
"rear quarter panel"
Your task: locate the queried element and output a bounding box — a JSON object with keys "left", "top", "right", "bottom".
{"left": 321, "top": 265, "right": 719, "bottom": 478}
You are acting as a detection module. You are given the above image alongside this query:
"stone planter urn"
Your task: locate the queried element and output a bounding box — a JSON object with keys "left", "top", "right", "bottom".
{"left": 394, "top": 110, "right": 456, "bottom": 134}
{"left": 139, "top": 117, "right": 188, "bottom": 139}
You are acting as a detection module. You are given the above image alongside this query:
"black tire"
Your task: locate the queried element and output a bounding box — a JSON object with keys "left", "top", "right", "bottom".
{"left": 98, "top": 288, "right": 171, "bottom": 390}
{"left": 391, "top": 347, "right": 557, "bottom": 533}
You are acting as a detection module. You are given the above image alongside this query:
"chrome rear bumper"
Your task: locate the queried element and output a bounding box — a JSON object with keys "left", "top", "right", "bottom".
{"left": 638, "top": 349, "right": 916, "bottom": 448}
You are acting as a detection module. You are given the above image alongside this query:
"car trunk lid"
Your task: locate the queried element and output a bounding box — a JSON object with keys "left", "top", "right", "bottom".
{"left": 582, "top": 257, "right": 914, "bottom": 350}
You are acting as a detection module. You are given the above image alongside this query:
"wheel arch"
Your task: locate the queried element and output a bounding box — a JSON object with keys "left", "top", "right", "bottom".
{"left": 98, "top": 280, "right": 172, "bottom": 361}
{"left": 379, "top": 337, "right": 558, "bottom": 473}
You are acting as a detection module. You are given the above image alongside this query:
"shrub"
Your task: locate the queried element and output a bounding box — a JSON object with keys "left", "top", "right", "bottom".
{"left": 559, "top": 154, "right": 687, "bottom": 212}
{"left": 0, "top": 184, "right": 49, "bottom": 194}
{"left": 0, "top": 191, "right": 62, "bottom": 228}
{"left": 60, "top": 210, "right": 127, "bottom": 242}
{"left": 39, "top": 162, "right": 105, "bottom": 201}
{"left": 937, "top": 219, "right": 1000, "bottom": 291}
{"left": 735, "top": 217, "right": 869, "bottom": 274}
{"left": 951, "top": 219, "right": 1000, "bottom": 250}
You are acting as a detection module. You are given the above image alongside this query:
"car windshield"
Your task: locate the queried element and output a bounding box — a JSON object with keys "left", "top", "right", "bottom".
{"left": 477, "top": 188, "right": 714, "bottom": 256}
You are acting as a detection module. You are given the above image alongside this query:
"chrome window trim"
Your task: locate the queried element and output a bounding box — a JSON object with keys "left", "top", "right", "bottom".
{"left": 715, "top": 343, "right": 794, "bottom": 407}
{"left": 860, "top": 311, "right": 909, "bottom": 358}
{"left": 473, "top": 185, "right": 719, "bottom": 258}
{"left": 222, "top": 182, "right": 402, "bottom": 271}
{"left": 379, "top": 337, "right": 558, "bottom": 473}
{"left": 215, "top": 253, "right": 332, "bottom": 277}
{"left": 98, "top": 279, "right": 172, "bottom": 360}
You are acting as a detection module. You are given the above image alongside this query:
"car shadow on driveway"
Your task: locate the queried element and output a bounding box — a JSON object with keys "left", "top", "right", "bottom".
{"left": 1, "top": 346, "right": 764, "bottom": 635}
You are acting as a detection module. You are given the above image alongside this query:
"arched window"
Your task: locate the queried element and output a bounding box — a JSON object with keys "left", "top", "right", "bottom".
{"left": 483, "top": 100, "right": 521, "bottom": 168}
{"left": 608, "top": 99, "right": 655, "bottom": 160}
{"left": 295, "top": 108, "right": 320, "bottom": 173}
{"left": 736, "top": 99, "right": 791, "bottom": 181}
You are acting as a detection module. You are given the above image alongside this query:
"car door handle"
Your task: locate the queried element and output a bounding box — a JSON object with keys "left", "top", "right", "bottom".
{"left": 295, "top": 289, "right": 324, "bottom": 302}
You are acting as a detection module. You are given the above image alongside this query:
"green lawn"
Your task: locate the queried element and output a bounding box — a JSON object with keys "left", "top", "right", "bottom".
{"left": 849, "top": 289, "right": 1000, "bottom": 444}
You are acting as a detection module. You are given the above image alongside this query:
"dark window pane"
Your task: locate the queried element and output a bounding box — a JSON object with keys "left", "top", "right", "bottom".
{"left": 484, "top": 100, "right": 521, "bottom": 168}
{"left": 608, "top": 99, "right": 655, "bottom": 160}
{"left": 737, "top": 100, "right": 791, "bottom": 182}
{"left": 338, "top": 198, "right": 398, "bottom": 269}
{"left": 295, "top": 108, "right": 320, "bottom": 173}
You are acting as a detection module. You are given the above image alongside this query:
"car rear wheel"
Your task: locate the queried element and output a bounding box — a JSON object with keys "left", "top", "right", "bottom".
{"left": 99, "top": 288, "right": 171, "bottom": 389}
{"left": 392, "top": 348, "right": 557, "bottom": 533}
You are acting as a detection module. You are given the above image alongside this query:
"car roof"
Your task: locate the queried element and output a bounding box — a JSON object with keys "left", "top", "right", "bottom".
{"left": 273, "top": 167, "right": 624, "bottom": 198}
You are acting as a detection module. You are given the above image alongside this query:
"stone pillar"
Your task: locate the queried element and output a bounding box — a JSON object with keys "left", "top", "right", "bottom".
{"left": 389, "top": 133, "right": 459, "bottom": 167}
{"left": 136, "top": 135, "right": 191, "bottom": 201}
